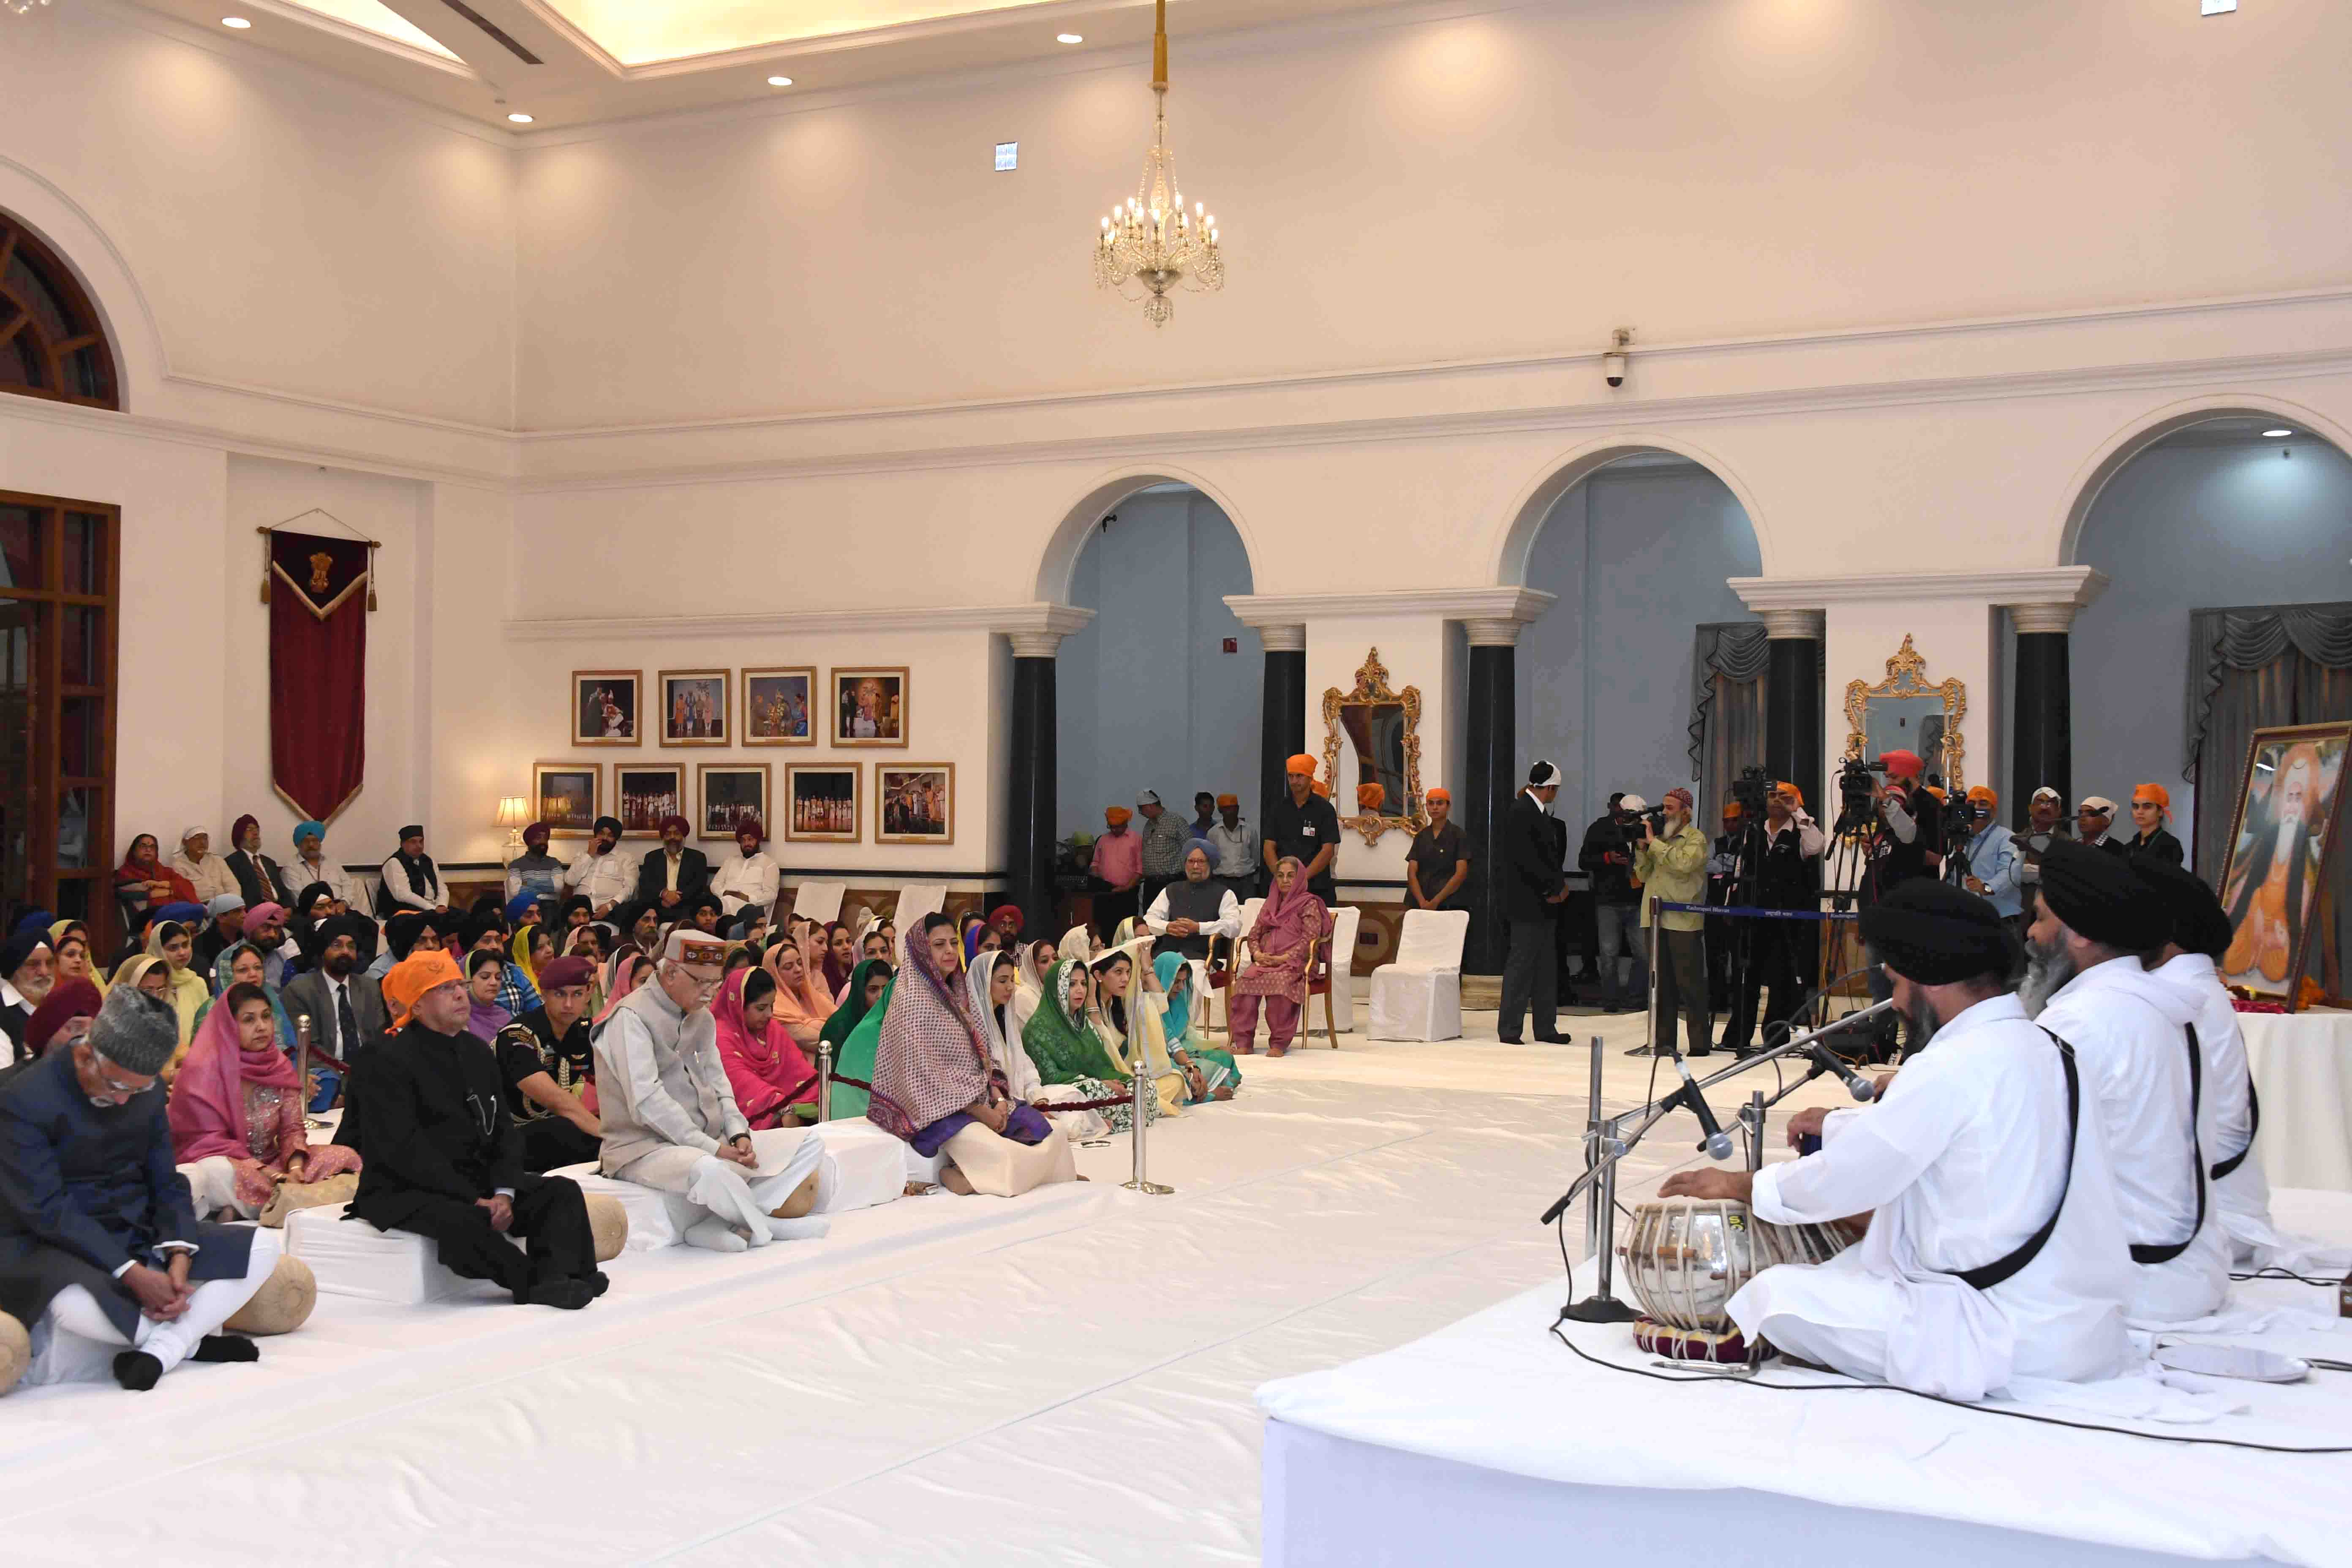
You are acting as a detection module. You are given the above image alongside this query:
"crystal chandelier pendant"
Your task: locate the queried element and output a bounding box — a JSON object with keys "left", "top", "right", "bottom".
{"left": 1092, "top": 0, "right": 1224, "bottom": 327}
{"left": 4, "top": 0, "right": 56, "bottom": 14}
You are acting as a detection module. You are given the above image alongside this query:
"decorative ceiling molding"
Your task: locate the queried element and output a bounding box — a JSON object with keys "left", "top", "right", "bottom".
{"left": 1729, "top": 567, "right": 2109, "bottom": 612}
{"left": 1225, "top": 587, "right": 1557, "bottom": 626}
{"left": 500, "top": 599, "right": 1094, "bottom": 642}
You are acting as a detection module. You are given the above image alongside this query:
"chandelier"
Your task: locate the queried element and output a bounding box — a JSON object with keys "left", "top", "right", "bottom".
{"left": 1092, "top": 0, "right": 1225, "bottom": 326}
{"left": 4, "top": 0, "right": 55, "bottom": 14}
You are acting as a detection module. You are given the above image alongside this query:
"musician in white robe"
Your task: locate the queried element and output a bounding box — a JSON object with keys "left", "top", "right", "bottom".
{"left": 1663, "top": 880, "right": 2134, "bottom": 1400}
{"left": 2023, "top": 840, "right": 2229, "bottom": 1324}
{"left": 2132, "top": 858, "right": 2348, "bottom": 1277}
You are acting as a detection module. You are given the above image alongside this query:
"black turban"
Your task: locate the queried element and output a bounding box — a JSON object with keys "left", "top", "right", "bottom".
{"left": 397, "top": 824, "right": 424, "bottom": 842}
{"left": 1860, "top": 879, "right": 2014, "bottom": 985}
{"left": 319, "top": 912, "right": 377, "bottom": 955}
{"left": 592, "top": 816, "right": 623, "bottom": 838}
{"left": 2036, "top": 838, "right": 2168, "bottom": 952}
{"left": 0, "top": 929, "right": 51, "bottom": 981}
{"left": 2132, "top": 858, "right": 2233, "bottom": 961}
{"left": 384, "top": 911, "right": 430, "bottom": 961}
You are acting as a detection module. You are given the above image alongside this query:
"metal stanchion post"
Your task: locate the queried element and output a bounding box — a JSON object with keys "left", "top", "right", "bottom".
{"left": 1122, "top": 1068, "right": 1173, "bottom": 1195}
{"left": 1583, "top": 1034, "right": 1605, "bottom": 1262}
{"left": 294, "top": 1015, "right": 318, "bottom": 1130}
{"left": 1642, "top": 907, "right": 1661, "bottom": 1056}
{"left": 817, "top": 1039, "right": 833, "bottom": 1123}
{"left": 1745, "top": 1088, "right": 1767, "bottom": 1173}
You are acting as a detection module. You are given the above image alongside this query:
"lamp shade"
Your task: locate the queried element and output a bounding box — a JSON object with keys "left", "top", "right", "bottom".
{"left": 494, "top": 795, "right": 531, "bottom": 830}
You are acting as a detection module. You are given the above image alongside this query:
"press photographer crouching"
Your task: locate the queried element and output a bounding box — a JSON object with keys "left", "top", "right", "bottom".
{"left": 1632, "top": 787, "right": 1712, "bottom": 1056}
{"left": 1720, "top": 779, "right": 1825, "bottom": 1055}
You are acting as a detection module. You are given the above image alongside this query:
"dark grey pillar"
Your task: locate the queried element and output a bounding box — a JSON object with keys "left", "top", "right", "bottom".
{"left": 1258, "top": 625, "right": 1307, "bottom": 829}
{"left": 1006, "top": 645, "right": 1059, "bottom": 936}
{"left": 2011, "top": 604, "right": 2074, "bottom": 826}
{"left": 1761, "top": 609, "right": 1825, "bottom": 817}
{"left": 1461, "top": 627, "right": 1517, "bottom": 975}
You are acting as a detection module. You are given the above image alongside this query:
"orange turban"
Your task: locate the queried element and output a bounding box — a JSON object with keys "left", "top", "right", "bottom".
{"left": 1426, "top": 787, "right": 1451, "bottom": 805}
{"left": 382, "top": 949, "right": 463, "bottom": 1031}
{"left": 1104, "top": 806, "right": 1132, "bottom": 828}
{"left": 1215, "top": 793, "right": 1238, "bottom": 808}
{"left": 1965, "top": 785, "right": 1998, "bottom": 809}
{"left": 1312, "top": 779, "right": 1331, "bottom": 798}
{"left": 2133, "top": 783, "right": 2170, "bottom": 814}
{"left": 1777, "top": 782, "right": 1803, "bottom": 806}
{"left": 1723, "top": 801, "right": 1743, "bottom": 819}
{"left": 1924, "top": 785, "right": 1948, "bottom": 803}
{"left": 1356, "top": 782, "right": 1385, "bottom": 810}
{"left": 1285, "top": 754, "right": 1317, "bottom": 777}
{"left": 1879, "top": 749, "right": 1924, "bottom": 781}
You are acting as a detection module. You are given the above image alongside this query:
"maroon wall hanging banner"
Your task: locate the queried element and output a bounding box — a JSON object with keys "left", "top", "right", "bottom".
{"left": 264, "top": 528, "right": 373, "bottom": 823}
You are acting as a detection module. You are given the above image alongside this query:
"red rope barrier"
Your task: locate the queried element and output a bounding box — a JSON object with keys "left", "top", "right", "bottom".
{"left": 826, "top": 1075, "right": 1135, "bottom": 1114}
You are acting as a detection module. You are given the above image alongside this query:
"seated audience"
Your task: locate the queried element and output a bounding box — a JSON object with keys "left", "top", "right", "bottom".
{"left": 563, "top": 816, "right": 633, "bottom": 919}
{"left": 380, "top": 825, "right": 449, "bottom": 914}
{"left": 464, "top": 948, "right": 513, "bottom": 1041}
{"left": 283, "top": 913, "right": 383, "bottom": 1071}
{"left": 1088, "top": 944, "right": 1190, "bottom": 1117}
{"left": 45, "top": 921, "right": 105, "bottom": 998}
{"left": 132, "top": 921, "right": 208, "bottom": 1078}
{"left": 713, "top": 968, "right": 821, "bottom": 1131}
{"left": 366, "top": 910, "right": 443, "bottom": 983}
{"left": 505, "top": 821, "right": 568, "bottom": 905}
{"left": 170, "top": 826, "right": 240, "bottom": 907}
{"left": 169, "top": 980, "right": 362, "bottom": 1220}
{"left": 289, "top": 820, "right": 365, "bottom": 913}
{"left": 224, "top": 814, "right": 295, "bottom": 909}
{"left": 869, "top": 916, "right": 1076, "bottom": 1198}
{"left": 710, "top": 822, "right": 779, "bottom": 923}
{"left": 509, "top": 923, "right": 555, "bottom": 1010}
{"left": 1021, "top": 958, "right": 1158, "bottom": 1133}
{"left": 1152, "top": 953, "right": 1239, "bottom": 1102}
{"left": 988, "top": 904, "right": 1025, "bottom": 947}
{"left": 595, "top": 930, "right": 836, "bottom": 1252}
{"left": 1144, "top": 844, "right": 1241, "bottom": 983}
{"left": 859, "top": 927, "right": 891, "bottom": 966}
{"left": 683, "top": 892, "right": 727, "bottom": 937}
{"left": 819, "top": 958, "right": 896, "bottom": 1121}
{"left": 242, "top": 902, "right": 292, "bottom": 986}
{"left": 194, "top": 942, "right": 297, "bottom": 1054}
{"left": 3, "top": 931, "right": 57, "bottom": 1063}
{"left": 348, "top": 951, "right": 604, "bottom": 1309}
{"left": 191, "top": 893, "right": 246, "bottom": 980}
{"left": 763, "top": 938, "right": 834, "bottom": 1051}
{"left": 491, "top": 955, "right": 602, "bottom": 1173}
{"left": 634, "top": 816, "right": 711, "bottom": 917}
{"left": 1226, "top": 856, "right": 1329, "bottom": 1058}
{"left": 19, "top": 978, "right": 102, "bottom": 1063}
{"left": 114, "top": 833, "right": 199, "bottom": 928}
{"left": 968, "top": 949, "right": 1107, "bottom": 1142}
{"left": 2123, "top": 784, "right": 2186, "bottom": 866}
{"left": 0, "top": 987, "right": 282, "bottom": 1391}
{"left": 820, "top": 921, "right": 857, "bottom": 999}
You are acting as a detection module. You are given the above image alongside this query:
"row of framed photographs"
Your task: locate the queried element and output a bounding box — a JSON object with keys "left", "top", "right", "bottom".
{"left": 572, "top": 666, "right": 909, "bottom": 749}
{"left": 533, "top": 760, "right": 955, "bottom": 846}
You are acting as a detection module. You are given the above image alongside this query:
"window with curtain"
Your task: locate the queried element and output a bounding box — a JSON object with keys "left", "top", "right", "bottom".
{"left": 1689, "top": 622, "right": 1770, "bottom": 818}
{"left": 2185, "top": 602, "right": 2352, "bottom": 995}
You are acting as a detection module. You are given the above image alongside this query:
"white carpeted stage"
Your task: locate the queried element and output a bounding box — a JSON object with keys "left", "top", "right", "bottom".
{"left": 0, "top": 1012, "right": 1745, "bottom": 1565}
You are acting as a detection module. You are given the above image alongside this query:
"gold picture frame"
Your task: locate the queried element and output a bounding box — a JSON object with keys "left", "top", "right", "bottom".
{"left": 571, "top": 670, "right": 640, "bottom": 747}
{"left": 831, "top": 666, "right": 909, "bottom": 747}
{"left": 2215, "top": 721, "right": 2352, "bottom": 1009}
{"left": 659, "top": 668, "right": 731, "bottom": 747}
{"left": 785, "top": 764, "right": 861, "bottom": 843}
{"left": 1842, "top": 634, "right": 1967, "bottom": 793}
{"left": 876, "top": 762, "right": 955, "bottom": 846}
{"left": 1321, "top": 648, "right": 1426, "bottom": 848}
{"left": 531, "top": 762, "right": 600, "bottom": 837}
{"left": 696, "top": 762, "right": 771, "bottom": 841}
{"left": 743, "top": 666, "right": 817, "bottom": 746}
{"left": 614, "top": 765, "right": 684, "bottom": 838}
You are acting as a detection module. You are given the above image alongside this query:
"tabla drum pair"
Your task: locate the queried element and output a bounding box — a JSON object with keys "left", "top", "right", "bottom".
{"left": 1616, "top": 1197, "right": 1861, "bottom": 1364}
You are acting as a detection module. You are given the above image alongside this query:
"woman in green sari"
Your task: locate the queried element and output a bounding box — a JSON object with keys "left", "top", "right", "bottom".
{"left": 1153, "top": 951, "right": 1239, "bottom": 1102}
{"left": 821, "top": 956, "right": 894, "bottom": 1121}
{"left": 1021, "top": 958, "right": 1160, "bottom": 1133}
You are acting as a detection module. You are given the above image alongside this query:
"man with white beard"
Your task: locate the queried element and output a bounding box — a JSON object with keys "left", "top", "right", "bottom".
{"left": 2132, "top": 858, "right": 2347, "bottom": 1278}
{"left": 2023, "top": 840, "right": 2227, "bottom": 1323}
{"left": 1663, "top": 879, "right": 2132, "bottom": 1398}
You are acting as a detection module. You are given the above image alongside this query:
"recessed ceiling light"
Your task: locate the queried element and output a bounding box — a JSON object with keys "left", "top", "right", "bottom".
{"left": 767, "top": 75, "right": 793, "bottom": 87}
{"left": 1056, "top": 32, "right": 1083, "bottom": 44}
{"left": 507, "top": 112, "right": 534, "bottom": 123}
{"left": 221, "top": 15, "right": 251, "bottom": 26}
{"left": 2264, "top": 429, "right": 2295, "bottom": 438}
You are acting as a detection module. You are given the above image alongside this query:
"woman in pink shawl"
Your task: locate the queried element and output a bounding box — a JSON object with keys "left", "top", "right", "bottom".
{"left": 869, "top": 915, "right": 1075, "bottom": 1197}
{"left": 167, "top": 980, "right": 361, "bottom": 1218}
{"left": 1228, "top": 855, "right": 1330, "bottom": 1057}
{"left": 765, "top": 936, "right": 835, "bottom": 1049}
{"left": 713, "top": 966, "right": 822, "bottom": 1130}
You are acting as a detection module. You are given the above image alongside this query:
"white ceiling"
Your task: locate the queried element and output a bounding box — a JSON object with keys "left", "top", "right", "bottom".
{"left": 126, "top": 0, "right": 1417, "bottom": 131}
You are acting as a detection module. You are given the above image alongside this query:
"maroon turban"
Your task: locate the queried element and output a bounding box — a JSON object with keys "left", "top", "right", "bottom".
{"left": 25, "top": 978, "right": 103, "bottom": 1054}
{"left": 659, "top": 814, "right": 691, "bottom": 837}
{"left": 535, "top": 956, "right": 594, "bottom": 992}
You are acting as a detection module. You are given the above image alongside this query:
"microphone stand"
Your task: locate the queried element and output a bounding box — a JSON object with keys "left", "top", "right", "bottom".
{"left": 1545, "top": 999, "right": 1896, "bottom": 1321}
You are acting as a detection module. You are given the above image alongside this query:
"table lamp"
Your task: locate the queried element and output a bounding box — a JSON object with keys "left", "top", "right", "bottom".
{"left": 495, "top": 795, "right": 531, "bottom": 862}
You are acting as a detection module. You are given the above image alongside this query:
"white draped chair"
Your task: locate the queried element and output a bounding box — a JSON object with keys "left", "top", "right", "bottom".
{"left": 1366, "top": 909, "right": 1471, "bottom": 1042}
{"left": 1303, "top": 905, "right": 1362, "bottom": 1043}
{"left": 791, "top": 879, "right": 848, "bottom": 926}
{"left": 894, "top": 882, "right": 948, "bottom": 931}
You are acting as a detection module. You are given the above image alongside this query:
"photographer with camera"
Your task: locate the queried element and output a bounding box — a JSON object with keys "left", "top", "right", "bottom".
{"left": 1632, "top": 787, "right": 1712, "bottom": 1056}
{"left": 1577, "top": 792, "right": 1648, "bottom": 1014}
{"left": 1721, "top": 779, "right": 1825, "bottom": 1054}
{"left": 1952, "top": 784, "right": 2022, "bottom": 914}
{"left": 1857, "top": 748, "right": 1943, "bottom": 1054}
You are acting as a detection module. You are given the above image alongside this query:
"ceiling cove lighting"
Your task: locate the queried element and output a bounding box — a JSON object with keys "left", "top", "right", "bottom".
{"left": 222, "top": 14, "right": 253, "bottom": 26}
{"left": 2202, "top": 0, "right": 2237, "bottom": 14}
{"left": 1057, "top": 32, "right": 1082, "bottom": 43}
{"left": 1092, "top": 0, "right": 1225, "bottom": 327}
{"left": 767, "top": 75, "right": 792, "bottom": 86}
{"left": 2, "top": 1, "right": 55, "bottom": 14}
{"left": 2265, "top": 429, "right": 2295, "bottom": 438}
{"left": 507, "top": 112, "right": 534, "bottom": 123}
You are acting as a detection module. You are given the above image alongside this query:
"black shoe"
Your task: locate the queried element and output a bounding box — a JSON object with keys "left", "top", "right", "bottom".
{"left": 1495, "top": 1034, "right": 1524, "bottom": 1045}
{"left": 1533, "top": 1032, "right": 1571, "bottom": 1044}
{"left": 112, "top": 1351, "right": 164, "bottom": 1391}
{"left": 588, "top": 1271, "right": 611, "bottom": 1299}
{"left": 525, "top": 1278, "right": 597, "bottom": 1310}
{"left": 1686, "top": 1048, "right": 1713, "bottom": 1058}
{"left": 1599, "top": 1004, "right": 1623, "bottom": 1015}
{"left": 191, "top": 1334, "right": 259, "bottom": 1364}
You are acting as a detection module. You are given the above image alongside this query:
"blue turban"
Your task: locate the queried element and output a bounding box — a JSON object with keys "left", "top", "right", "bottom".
{"left": 293, "top": 819, "right": 327, "bottom": 848}
{"left": 504, "top": 889, "right": 545, "bottom": 923}
{"left": 156, "top": 901, "right": 207, "bottom": 924}
{"left": 11, "top": 909, "right": 56, "bottom": 939}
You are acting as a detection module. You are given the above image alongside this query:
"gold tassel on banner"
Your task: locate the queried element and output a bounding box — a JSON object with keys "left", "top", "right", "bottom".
{"left": 367, "top": 542, "right": 378, "bottom": 612}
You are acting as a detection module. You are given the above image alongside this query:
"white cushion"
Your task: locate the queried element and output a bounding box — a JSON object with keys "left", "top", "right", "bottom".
{"left": 791, "top": 880, "right": 847, "bottom": 924}
{"left": 548, "top": 1167, "right": 699, "bottom": 1252}
{"left": 548, "top": 1122, "right": 905, "bottom": 1250}
{"left": 284, "top": 1204, "right": 498, "bottom": 1304}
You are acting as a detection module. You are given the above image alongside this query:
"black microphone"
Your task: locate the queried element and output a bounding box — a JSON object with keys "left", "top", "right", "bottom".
{"left": 1671, "top": 1056, "right": 1734, "bottom": 1161}
{"left": 1804, "top": 1042, "right": 1876, "bottom": 1102}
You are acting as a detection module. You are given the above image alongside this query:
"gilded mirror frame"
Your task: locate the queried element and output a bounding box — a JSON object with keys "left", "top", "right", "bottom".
{"left": 1842, "top": 634, "right": 1967, "bottom": 793}
{"left": 1322, "top": 648, "right": 1426, "bottom": 847}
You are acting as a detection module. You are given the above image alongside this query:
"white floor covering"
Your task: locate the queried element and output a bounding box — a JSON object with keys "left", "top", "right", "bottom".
{"left": 0, "top": 1012, "right": 1848, "bottom": 1566}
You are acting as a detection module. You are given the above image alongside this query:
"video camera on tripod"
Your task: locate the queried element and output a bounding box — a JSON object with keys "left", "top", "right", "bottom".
{"left": 1833, "top": 757, "right": 1878, "bottom": 833}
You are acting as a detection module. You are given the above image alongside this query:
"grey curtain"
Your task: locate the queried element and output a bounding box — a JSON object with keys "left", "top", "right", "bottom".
{"left": 1690, "top": 622, "right": 1770, "bottom": 817}
{"left": 2185, "top": 602, "right": 2352, "bottom": 995}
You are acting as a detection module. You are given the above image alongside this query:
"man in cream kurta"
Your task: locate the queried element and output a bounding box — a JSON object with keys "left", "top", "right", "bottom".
{"left": 1663, "top": 880, "right": 2134, "bottom": 1401}
{"left": 594, "top": 930, "right": 836, "bottom": 1252}
{"left": 2025, "top": 841, "right": 2229, "bottom": 1325}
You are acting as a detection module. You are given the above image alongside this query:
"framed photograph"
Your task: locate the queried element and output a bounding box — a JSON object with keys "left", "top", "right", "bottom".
{"left": 785, "top": 764, "right": 860, "bottom": 844}
{"left": 659, "top": 668, "right": 731, "bottom": 746}
{"left": 697, "top": 763, "right": 771, "bottom": 841}
{"left": 832, "top": 666, "right": 909, "bottom": 748}
{"left": 743, "top": 666, "right": 817, "bottom": 746}
{"left": 614, "top": 764, "right": 685, "bottom": 838}
{"left": 875, "top": 762, "right": 954, "bottom": 846}
{"left": 2217, "top": 721, "right": 2352, "bottom": 1008}
{"left": 572, "top": 670, "right": 640, "bottom": 747}
{"left": 531, "top": 762, "right": 601, "bottom": 837}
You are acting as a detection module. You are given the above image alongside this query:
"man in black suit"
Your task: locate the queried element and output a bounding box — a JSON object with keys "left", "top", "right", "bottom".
{"left": 635, "top": 814, "right": 712, "bottom": 917}
{"left": 282, "top": 913, "right": 386, "bottom": 1074}
{"left": 1498, "top": 761, "right": 1571, "bottom": 1045}
{"left": 348, "top": 950, "right": 603, "bottom": 1309}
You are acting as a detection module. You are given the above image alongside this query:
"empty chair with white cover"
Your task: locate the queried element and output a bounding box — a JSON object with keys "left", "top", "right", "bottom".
{"left": 1367, "top": 909, "right": 1471, "bottom": 1042}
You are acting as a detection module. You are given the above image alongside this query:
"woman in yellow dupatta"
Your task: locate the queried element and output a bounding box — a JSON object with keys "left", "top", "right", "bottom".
{"left": 136, "top": 919, "right": 210, "bottom": 1082}
{"left": 1086, "top": 936, "right": 1187, "bottom": 1117}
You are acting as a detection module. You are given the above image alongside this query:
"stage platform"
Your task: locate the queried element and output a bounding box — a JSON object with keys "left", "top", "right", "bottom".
{"left": 1259, "top": 1190, "right": 2352, "bottom": 1568}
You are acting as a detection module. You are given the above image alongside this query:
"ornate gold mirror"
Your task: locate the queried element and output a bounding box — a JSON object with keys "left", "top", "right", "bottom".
{"left": 1843, "top": 634, "right": 1967, "bottom": 792}
{"left": 1323, "top": 648, "right": 1426, "bottom": 847}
